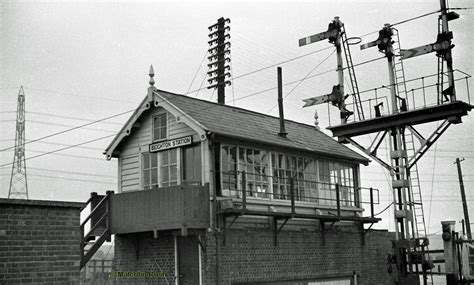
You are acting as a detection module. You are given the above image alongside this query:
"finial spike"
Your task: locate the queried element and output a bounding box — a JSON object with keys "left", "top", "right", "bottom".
{"left": 149, "top": 65, "right": 155, "bottom": 86}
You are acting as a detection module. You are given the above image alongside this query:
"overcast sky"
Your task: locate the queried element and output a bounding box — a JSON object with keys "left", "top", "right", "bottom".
{"left": 1, "top": 0, "right": 473, "bottom": 234}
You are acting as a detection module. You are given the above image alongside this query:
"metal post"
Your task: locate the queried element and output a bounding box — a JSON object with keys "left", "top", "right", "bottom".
{"left": 439, "top": 0, "right": 457, "bottom": 102}
{"left": 336, "top": 183, "right": 341, "bottom": 217}
{"left": 335, "top": 21, "right": 346, "bottom": 124}
{"left": 387, "top": 56, "right": 398, "bottom": 114}
{"left": 455, "top": 158, "right": 471, "bottom": 239}
{"left": 277, "top": 67, "right": 287, "bottom": 138}
{"left": 369, "top": 187, "right": 374, "bottom": 218}
{"left": 290, "top": 178, "right": 295, "bottom": 217}
{"left": 242, "top": 170, "right": 247, "bottom": 211}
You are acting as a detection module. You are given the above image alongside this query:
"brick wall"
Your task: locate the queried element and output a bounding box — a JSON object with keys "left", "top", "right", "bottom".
{"left": 113, "top": 232, "right": 176, "bottom": 284}
{"left": 0, "top": 198, "right": 83, "bottom": 285}
{"left": 203, "top": 225, "right": 393, "bottom": 285}
{"left": 113, "top": 224, "right": 394, "bottom": 285}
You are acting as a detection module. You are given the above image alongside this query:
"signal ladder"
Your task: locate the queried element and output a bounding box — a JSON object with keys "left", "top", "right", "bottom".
{"left": 437, "top": 17, "right": 446, "bottom": 105}
{"left": 391, "top": 28, "right": 428, "bottom": 240}
{"left": 341, "top": 25, "right": 364, "bottom": 121}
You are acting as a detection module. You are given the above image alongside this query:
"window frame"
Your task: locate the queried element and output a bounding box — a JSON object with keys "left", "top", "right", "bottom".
{"left": 219, "top": 144, "right": 359, "bottom": 207}
{"left": 141, "top": 148, "right": 180, "bottom": 190}
{"left": 152, "top": 112, "right": 168, "bottom": 142}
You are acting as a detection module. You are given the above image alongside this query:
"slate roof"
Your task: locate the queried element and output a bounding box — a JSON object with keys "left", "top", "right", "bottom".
{"left": 156, "top": 89, "right": 369, "bottom": 164}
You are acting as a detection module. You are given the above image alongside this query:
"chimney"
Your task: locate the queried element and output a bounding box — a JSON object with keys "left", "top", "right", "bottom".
{"left": 277, "top": 67, "right": 287, "bottom": 138}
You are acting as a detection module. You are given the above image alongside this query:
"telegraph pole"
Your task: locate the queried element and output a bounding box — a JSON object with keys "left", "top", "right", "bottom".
{"left": 8, "top": 86, "right": 29, "bottom": 199}
{"left": 455, "top": 158, "right": 471, "bottom": 239}
{"left": 207, "top": 17, "right": 231, "bottom": 104}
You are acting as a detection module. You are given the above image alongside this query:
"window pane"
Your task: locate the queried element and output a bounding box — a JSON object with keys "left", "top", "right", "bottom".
{"left": 161, "top": 167, "right": 169, "bottom": 183}
{"left": 151, "top": 153, "right": 157, "bottom": 167}
{"left": 229, "top": 146, "right": 236, "bottom": 164}
{"left": 239, "top": 148, "right": 245, "bottom": 165}
{"left": 153, "top": 114, "right": 167, "bottom": 140}
{"left": 143, "top": 153, "right": 150, "bottom": 169}
{"left": 143, "top": 169, "right": 150, "bottom": 186}
{"left": 169, "top": 148, "right": 177, "bottom": 164}
{"left": 170, "top": 165, "right": 177, "bottom": 181}
{"left": 161, "top": 151, "right": 169, "bottom": 164}
{"left": 254, "top": 150, "right": 260, "bottom": 166}
{"left": 222, "top": 146, "right": 229, "bottom": 163}
{"left": 151, "top": 169, "right": 158, "bottom": 184}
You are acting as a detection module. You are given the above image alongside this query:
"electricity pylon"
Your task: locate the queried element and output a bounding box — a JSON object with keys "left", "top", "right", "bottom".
{"left": 8, "top": 86, "right": 28, "bottom": 199}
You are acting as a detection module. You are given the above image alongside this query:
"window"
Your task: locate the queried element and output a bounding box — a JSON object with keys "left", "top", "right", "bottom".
{"left": 238, "top": 147, "right": 269, "bottom": 198}
{"left": 182, "top": 145, "right": 201, "bottom": 184}
{"left": 153, "top": 113, "right": 167, "bottom": 141}
{"left": 221, "top": 145, "right": 238, "bottom": 194}
{"left": 160, "top": 149, "right": 178, "bottom": 187}
{"left": 220, "top": 144, "right": 358, "bottom": 207}
{"left": 319, "top": 160, "right": 354, "bottom": 206}
{"left": 272, "top": 153, "right": 317, "bottom": 202}
{"left": 221, "top": 146, "right": 270, "bottom": 198}
{"left": 142, "top": 148, "right": 178, "bottom": 189}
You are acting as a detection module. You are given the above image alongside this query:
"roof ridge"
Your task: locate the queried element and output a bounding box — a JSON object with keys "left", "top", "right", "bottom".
{"left": 156, "top": 89, "right": 326, "bottom": 133}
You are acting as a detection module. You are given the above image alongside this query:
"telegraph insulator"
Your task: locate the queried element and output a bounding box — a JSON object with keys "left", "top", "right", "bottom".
{"left": 207, "top": 17, "right": 231, "bottom": 104}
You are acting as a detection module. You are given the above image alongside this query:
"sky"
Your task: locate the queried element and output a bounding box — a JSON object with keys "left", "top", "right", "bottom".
{"left": 0, "top": 0, "right": 473, "bottom": 234}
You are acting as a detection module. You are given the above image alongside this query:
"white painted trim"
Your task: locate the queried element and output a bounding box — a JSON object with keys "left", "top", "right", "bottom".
{"left": 176, "top": 148, "right": 182, "bottom": 185}
{"left": 105, "top": 89, "right": 209, "bottom": 160}
{"left": 268, "top": 150, "right": 274, "bottom": 200}
{"left": 198, "top": 237, "right": 202, "bottom": 285}
{"left": 174, "top": 235, "right": 178, "bottom": 285}
{"left": 153, "top": 91, "right": 208, "bottom": 141}
{"left": 104, "top": 96, "right": 152, "bottom": 160}
{"left": 201, "top": 141, "right": 207, "bottom": 184}
{"left": 117, "top": 157, "right": 122, "bottom": 193}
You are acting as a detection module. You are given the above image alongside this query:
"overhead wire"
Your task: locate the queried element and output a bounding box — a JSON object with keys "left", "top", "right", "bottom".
{"left": 388, "top": 10, "right": 441, "bottom": 27}
{"left": 186, "top": 50, "right": 209, "bottom": 94}
{"left": 27, "top": 150, "right": 106, "bottom": 161}
{"left": 266, "top": 48, "right": 336, "bottom": 113}
{"left": 26, "top": 111, "right": 124, "bottom": 126}
{"left": 23, "top": 87, "right": 136, "bottom": 104}
{"left": 374, "top": 202, "right": 394, "bottom": 216}
{"left": 186, "top": 46, "right": 335, "bottom": 96}
{"left": 0, "top": 108, "right": 136, "bottom": 152}
{"left": 0, "top": 133, "right": 117, "bottom": 168}
{"left": 233, "top": 46, "right": 334, "bottom": 81}
{"left": 27, "top": 119, "right": 117, "bottom": 133}
{"left": 17, "top": 173, "right": 115, "bottom": 185}
{"left": 27, "top": 166, "right": 116, "bottom": 179}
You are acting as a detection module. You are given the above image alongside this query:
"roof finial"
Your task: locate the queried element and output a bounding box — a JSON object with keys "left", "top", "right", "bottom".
{"left": 149, "top": 65, "right": 155, "bottom": 86}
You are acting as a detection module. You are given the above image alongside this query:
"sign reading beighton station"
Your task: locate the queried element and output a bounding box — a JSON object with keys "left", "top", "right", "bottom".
{"left": 149, "top": 136, "right": 193, "bottom": 153}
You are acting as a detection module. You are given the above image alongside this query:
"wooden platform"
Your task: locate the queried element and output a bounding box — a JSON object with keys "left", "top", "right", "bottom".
{"left": 218, "top": 208, "right": 381, "bottom": 224}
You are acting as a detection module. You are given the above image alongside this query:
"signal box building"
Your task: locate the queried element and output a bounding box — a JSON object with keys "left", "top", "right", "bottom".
{"left": 96, "top": 76, "right": 394, "bottom": 285}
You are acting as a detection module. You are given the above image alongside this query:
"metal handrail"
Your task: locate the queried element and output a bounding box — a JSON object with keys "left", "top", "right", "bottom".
{"left": 219, "top": 170, "right": 379, "bottom": 217}
{"left": 80, "top": 194, "right": 108, "bottom": 229}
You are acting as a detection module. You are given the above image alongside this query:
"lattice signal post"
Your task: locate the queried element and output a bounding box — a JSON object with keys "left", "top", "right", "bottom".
{"left": 207, "top": 17, "right": 231, "bottom": 105}
{"left": 8, "top": 86, "right": 29, "bottom": 200}
{"left": 300, "top": 1, "right": 472, "bottom": 284}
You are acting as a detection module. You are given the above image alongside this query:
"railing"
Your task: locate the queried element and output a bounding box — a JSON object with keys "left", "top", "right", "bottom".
{"left": 220, "top": 170, "right": 379, "bottom": 218}
{"left": 80, "top": 191, "right": 113, "bottom": 270}
{"left": 328, "top": 70, "right": 472, "bottom": 125}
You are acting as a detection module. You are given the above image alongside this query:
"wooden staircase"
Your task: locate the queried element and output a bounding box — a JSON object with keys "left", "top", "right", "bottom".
{"left": 80, "top": 191, "right": 113, "bottom": 269}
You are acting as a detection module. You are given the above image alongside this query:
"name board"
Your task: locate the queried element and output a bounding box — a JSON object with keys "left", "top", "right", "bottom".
{"left": 149, "top": 136, "right": 193, "bottom": 153}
